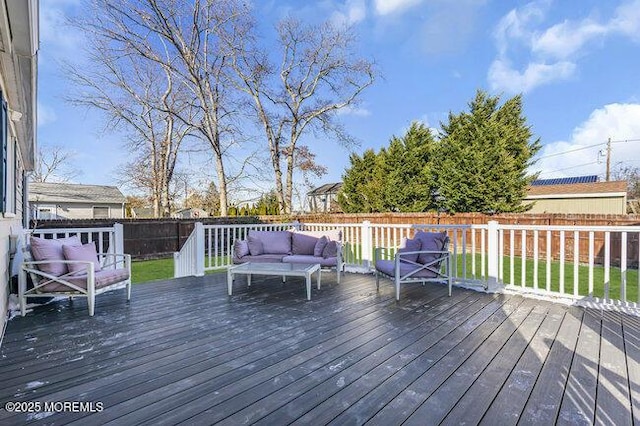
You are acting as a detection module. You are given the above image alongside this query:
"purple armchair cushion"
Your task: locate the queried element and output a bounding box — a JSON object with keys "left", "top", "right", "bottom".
{"left": 322, "top": 241, "right": 338, "bottom": 259}
{"left": 314, "top": 236, "right": 328, "bottom": 257}
{"left": 414, "top": 231, "right": 448, "bottom": 265}
{"left": 292, "top": 232, "right": 318, "bottom": 255}
{"left": 247, "top": 234, "right": 264, "bottom": 256}
{"left": 234, "top": 240, "right": 250, "bottom": 258}
{"left": 40, "top": 268, "right": 130, "bottom": 292}
{"left": 63, "top": 243, "right": 102, "bottom": 275}
{"left": 249, "top": 230, "right": 292, "bottom": 254}
{"left": 375, "top": 259, "right": 439, "bottom": 279}
{"left": 30, "top": 236, "right": 82, "bottom": 276}
{"left": 397, "top": 238, "right": 422, "bottom": 263}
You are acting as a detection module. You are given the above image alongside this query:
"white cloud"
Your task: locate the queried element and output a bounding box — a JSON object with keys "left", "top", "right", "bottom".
{"left": 532, "top": 103, "right": 640, "bottom": 179}
{"left": 490, "top": 0, "right": 640, "bottom": 93}
{"left": 331, "top": 0, "right": 367, "bottom": 25}
{"left": 488, "top": 59, "right": 575, "bottom": 93}
{"left": 40, "top": 0, "right": 84, "bottom": 53}
{"left": 336, "top": 105, "right": 372, "bottom": 117}
{"left": 374, "top": 0, "right": 423, "bottom": 16}
{"left": 37, "top": 102, "right": 57, "bottom": 127}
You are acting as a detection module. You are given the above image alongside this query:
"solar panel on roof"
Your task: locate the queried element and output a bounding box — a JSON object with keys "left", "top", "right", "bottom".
{"left": 531, "top": 175, "right": 598, "bottom": 186}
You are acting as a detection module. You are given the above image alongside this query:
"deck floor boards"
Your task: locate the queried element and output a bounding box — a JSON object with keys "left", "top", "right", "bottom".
{"left": 0, "top": 272, "right": 637, "bottom": 425}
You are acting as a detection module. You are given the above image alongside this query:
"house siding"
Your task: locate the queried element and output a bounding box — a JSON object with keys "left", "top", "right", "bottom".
{"left": 526, "top": 197, "right": 626, "bottom": 214}
{"left": 32, "top": 202, "right": 125, "bottom": 220}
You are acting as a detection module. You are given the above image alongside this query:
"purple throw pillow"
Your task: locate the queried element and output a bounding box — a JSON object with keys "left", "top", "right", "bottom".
{"left": 30, "top": 236, "right": 82, "bottom": 276}
{"left": 398, "top": 237, "right": 421, "bottom": 263}
{"left": 234, "top": 240, "right": 250, "bottom": 258}
{"left": 414, "top": 231, "right": 447, "bottom": 265}
{"left": 62, "top": 243, "right": 102, "bottom": 275}
{"left": 322, "top": 240, "right": 338, "bottom": 259}
{"left": 314, "top": 236, "right": 328, "bottom": 257}
{"left": 247, "top": 234, "right": 264, "bottom": 256}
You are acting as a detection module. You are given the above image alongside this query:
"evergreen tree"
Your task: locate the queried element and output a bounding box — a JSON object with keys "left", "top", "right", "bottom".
{"left": 433, "top": 90, "right": 540, "bottom": 213}
{"left": 338, "top": 150, "right": 385, "bottom": 212}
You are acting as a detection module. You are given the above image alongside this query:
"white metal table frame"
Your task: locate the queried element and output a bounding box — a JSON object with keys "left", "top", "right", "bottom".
{"left": 227, "top": 262, "right": 322, "bottom": 300}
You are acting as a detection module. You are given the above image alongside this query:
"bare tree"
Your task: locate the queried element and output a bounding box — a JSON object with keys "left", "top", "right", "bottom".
{"left": 228, "top": 17, "right": 376, "bottom": 213}
{"left": 77, "top": 0, "right": 253, "bottom": 216}
{"left": 32, "top": 144, "right": 81, "bottom": 183}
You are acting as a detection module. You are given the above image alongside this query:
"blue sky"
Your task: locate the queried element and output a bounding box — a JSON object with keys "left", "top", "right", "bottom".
{"left": 38, "top": 0, "right": 640, "bottom": 201}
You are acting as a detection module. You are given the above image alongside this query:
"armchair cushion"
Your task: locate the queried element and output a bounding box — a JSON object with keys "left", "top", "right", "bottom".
{"left": 398, "top": 238, "right": 422, "bottom": 263}
{"left": 414, "top": 231, "right": 448, "bottom": 264}
{"left": 40, "top": 268, "right": 130, "bottom": 292}
{"left": 63, "top": 243, "right": 102, "bottom": 274}
{"left": 375, "top": 259, "right": 439, "bottom": 279}
{"left": 30, "top": 236, "right": 82, "bottom": 276}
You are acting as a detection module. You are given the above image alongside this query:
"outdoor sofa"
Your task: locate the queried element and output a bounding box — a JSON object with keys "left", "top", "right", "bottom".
{"left": 232, "top": 229, "right": 344, "bottom": 283}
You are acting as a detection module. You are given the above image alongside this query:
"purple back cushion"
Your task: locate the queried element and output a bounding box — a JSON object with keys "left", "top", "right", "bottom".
{"left": 398, "top": 237, "right": 422, "bottom": 263}
{"left": 314, "top": 236, "right": 328, "bottom": 257}
{"left": 62, "top": 243, "right": 102, "bottom": 274}
{"left": 249, "top": 231, "right": 292, "bottom": 254}
{"left": 30, "top": 236, "right": 82, "bottom": 276}
{"left": 322, "top": 240, "right": 338, "bottom": 259}
{"left": 414, "top": 231, "right": 447, "bottom": 264}
{"left": 292, "top": 233, "right": 317, "bottom": 255}
{"left": 234, "top": 240, "right": 250, "bottom": 258}
{"left": 247, "top": 234, "right": 264, "bottom": 255}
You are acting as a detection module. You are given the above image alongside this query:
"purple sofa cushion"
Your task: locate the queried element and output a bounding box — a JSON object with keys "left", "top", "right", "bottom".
{"left": 30, "top": 236, "right": 82, "bottom": 276}
{"left": 375, "top": 259, "right": 439, "bottom": 279}
{"left": 247, "top": 234, "right": 264, "bottom": 255}
{"left": 40, "top": 268, "right": 130, "bottom": 292}
{"left": 322, "top": 241, "right": 338, "bottom": 259}
{"left": 292, "top": 233, "right": 317, "bottom": 255}
{"left": 314, "top": 236, "right": 328, "bottom": 257}
{"left": 234, "top": 240, "right": 250, "bottom": 258}
{"left": 232, "top": 254, "right": 287, "bottom": 264}
{"left": 397, "top": 237, "right": 422, "bottom": 263}
{"left": 414, "top": 231, "right": 447, "bottom": 265}
{"left": 282, "top": 255, "right": 338, "bottom": 267}
{"left": 249, "top": 230, "right": 292, "bottom": 254}
{"left": 63, "top": 243, "right": 102, "bottom": 274}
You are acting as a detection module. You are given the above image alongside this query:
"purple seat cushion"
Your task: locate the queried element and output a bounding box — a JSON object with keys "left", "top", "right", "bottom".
{"left": 413, "top": 231, "right": 448, "bottom": 265}
{"left": 30, "top": 236, "right": 82, "bottom": 276}
{"left": 322, "top": 241, "right": 338, "bottom": 259}
{"left": 314, "top": 236, "right": 328, "bottom": 257}
{"left": 375, "top": 260, "right": 439, "bottom": 279}
{"left": 397, "top": 238, "right": 422, "bottom": 263}
{"left": 282, "top": 255, "right": 338, "bottom": 268}
{"left": 40, "top": 268, "right": 130, "bottom": 292}
{"left": 249, "top": 230, "right": 292, "bottom": 254}
{"left": 234, "top": 240, "right": 250, "bottom": 258}
{"left": 292, "top": 233, "right": 317, "bottom": 255}
{"left": 232, "top": 254, "right": 287, "bottom": 264}
{"left": 63, "top": 243, "right": 102, "bottom": 274}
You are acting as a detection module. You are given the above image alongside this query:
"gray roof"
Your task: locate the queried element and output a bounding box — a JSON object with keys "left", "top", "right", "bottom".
{"left": 307, "top": 182, "right": 343, "bottom": 196}
{"left": 28, "top": 182, "right": 126, "bottom": 204}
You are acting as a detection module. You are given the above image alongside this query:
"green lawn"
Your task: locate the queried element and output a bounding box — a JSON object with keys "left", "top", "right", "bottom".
{"left": 132, "top": 251, "right": 639, "bottom": 302}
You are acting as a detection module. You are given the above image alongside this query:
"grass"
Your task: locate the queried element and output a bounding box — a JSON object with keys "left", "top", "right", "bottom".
{"left": 132, "top": 250, "right": 639, "bottom": 302}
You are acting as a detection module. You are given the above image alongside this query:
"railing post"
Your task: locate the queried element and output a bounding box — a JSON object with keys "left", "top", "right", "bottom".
{"left": 361, "top": 220, "right": 372, "bottom": 269}
{"left": 114, "top": 223, "right": 124, "bottom": 255}
{"left": 487, "top": 220, "right": 503, "bottom": 292}
{"left": 195, "top": 222, "right": 205, "bottom": 276}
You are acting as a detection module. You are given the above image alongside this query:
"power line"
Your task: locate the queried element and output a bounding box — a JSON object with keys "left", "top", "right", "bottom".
{"left": 536, "top": 160, "right": 600, "bottom": 176}
{"left": 535, "top": 142, "right": 604, "bottom": 160}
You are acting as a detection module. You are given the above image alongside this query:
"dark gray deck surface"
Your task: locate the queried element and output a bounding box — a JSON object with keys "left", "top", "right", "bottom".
{"left": 0, "top": 272, "right": 637, "bottom": 425}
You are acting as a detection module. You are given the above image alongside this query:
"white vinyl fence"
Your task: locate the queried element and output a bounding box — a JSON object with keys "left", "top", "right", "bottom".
{"left": 174, "top": 220, "right": 640, "bottom": 307}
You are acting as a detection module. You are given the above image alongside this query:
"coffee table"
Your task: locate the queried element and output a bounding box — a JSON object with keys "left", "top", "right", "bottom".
{"left": 227, "top": 262, "right": 322, "bottom": 300}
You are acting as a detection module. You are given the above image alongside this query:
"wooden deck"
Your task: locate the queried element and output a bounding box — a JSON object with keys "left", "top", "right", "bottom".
{"left": 0, "top": 272, "right": 638, "bottom": 425}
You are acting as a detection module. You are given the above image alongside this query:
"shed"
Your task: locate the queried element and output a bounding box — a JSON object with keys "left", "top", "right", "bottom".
{"left": 525, "top": 180, "right": 627, "bottom": 214}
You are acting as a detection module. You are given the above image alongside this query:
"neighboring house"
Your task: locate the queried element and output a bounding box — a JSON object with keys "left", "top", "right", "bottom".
{"left": 29, "top": 182, "right": 126, "bottom": 220}
{"left": 174, "top": 208, "right": 209, "bottom": 219}
{"left": 525, "top": 176, "right": 627, "bottom": 214}
{"left": 0, "top": 2, "right": 38, "bottom": 326}
{"left": 307, "top": 183, "right": 343, "bottom": 213}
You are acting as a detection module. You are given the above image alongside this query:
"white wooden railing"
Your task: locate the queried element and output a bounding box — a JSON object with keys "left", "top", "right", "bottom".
{"left": 174, "top": 220, "right": 640, "bottom": 307}
{"left": 27, "top": 224, "right": 124, "bottom": 266}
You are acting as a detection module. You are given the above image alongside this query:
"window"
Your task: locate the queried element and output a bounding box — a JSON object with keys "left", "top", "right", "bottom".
{"left": 93, "top": 206, "right": 110, "bottom": 219}
{"left": 37, "top": 208, "right": 53, "bottom": 220}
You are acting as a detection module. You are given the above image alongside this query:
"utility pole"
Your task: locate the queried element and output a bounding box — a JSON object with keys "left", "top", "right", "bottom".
{"left": 606, "top": 137, "right": 612, "bottom": 181}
